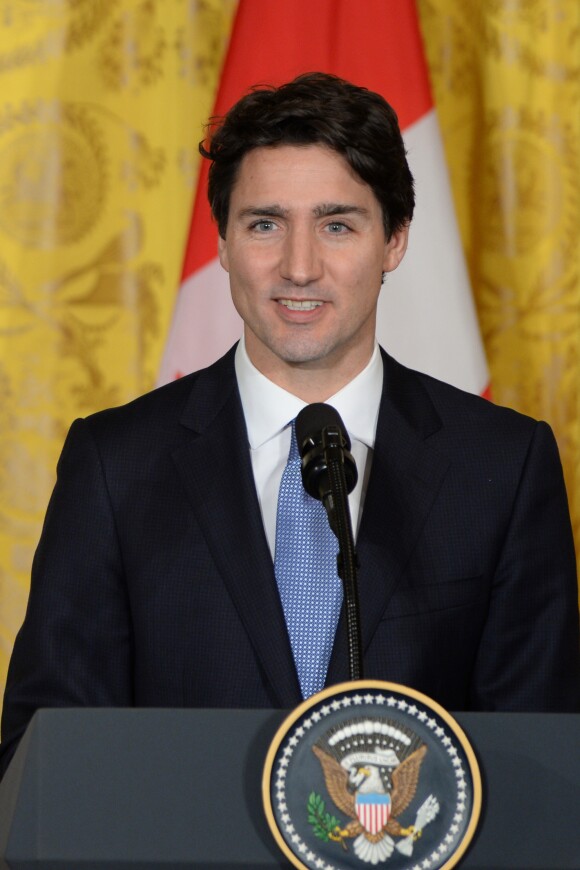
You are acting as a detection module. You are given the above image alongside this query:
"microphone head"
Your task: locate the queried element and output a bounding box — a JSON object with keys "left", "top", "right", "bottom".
{"left": 295, "top": 403, "right": 358, "bottom": 500}
{"left": 295, "top": 403, "right": 351, "bottom": 454}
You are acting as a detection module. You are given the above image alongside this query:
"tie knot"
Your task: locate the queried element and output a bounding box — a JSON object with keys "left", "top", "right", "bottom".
{"left": 287, "top": 419, "right": 300, "bottom": 463}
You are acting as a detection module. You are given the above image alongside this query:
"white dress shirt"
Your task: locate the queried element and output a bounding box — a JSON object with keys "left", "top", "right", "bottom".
{"left": 235, "top": 337, "right": 384, "bottom": 559}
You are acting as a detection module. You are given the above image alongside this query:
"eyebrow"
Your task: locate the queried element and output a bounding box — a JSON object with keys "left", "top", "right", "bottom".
{"left": 313, "top": 203, "right": 369, "bottom": 218}
{"left": 236, "top": 203, "right": 370, "bottom": 220}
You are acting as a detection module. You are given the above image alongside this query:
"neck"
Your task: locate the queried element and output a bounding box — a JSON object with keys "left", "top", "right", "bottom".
{"left": 245, "top": 343, "right": 375, "bottom": 403}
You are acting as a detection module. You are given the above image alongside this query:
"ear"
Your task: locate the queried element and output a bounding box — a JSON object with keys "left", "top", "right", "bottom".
{"left": 218, "top": 234, "right": 229, "bottom": 271}
{"left": 383, "top": 224, "right": 409, "bottom": 274}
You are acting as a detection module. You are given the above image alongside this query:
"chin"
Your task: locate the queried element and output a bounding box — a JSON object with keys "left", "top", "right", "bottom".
{"left": 276, "top": 347, "right": 333, "bottom": 366}
{"left": 268, "top": 334, "right": 337, "bottom": 364}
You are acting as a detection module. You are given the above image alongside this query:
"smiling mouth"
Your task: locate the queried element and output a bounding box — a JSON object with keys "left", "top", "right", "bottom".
{"left": 278, "top": 299, "right": 324, "bottom": 311}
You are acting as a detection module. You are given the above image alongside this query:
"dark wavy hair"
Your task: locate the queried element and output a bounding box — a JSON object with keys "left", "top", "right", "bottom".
{"left": 200, "top": 72, "right": 415, "bottom": 239}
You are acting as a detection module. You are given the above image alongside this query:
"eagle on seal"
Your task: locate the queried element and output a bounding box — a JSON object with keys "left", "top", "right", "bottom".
{"left": 312, "top": 742, "right": 429, "bottom": 864}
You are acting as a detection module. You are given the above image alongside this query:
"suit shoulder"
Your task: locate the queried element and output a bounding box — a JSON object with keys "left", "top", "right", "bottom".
{"left": 87, "top": 347, "right": 236, "bottom": 430}
{"left": 421, "top": 371, "right": 535, "bottom": 426}
{"left": 89, "top": 370, "right": 198, "bottom": 429}
{"left": 400, "top": 358, "right": 539, "bottom": 436}
{"left": 380, "top": 351, "right": 555, "bottom": 469}
{"left": 67, "top": 347, "right": 238, "bottom": 455}
{"left": 382, "top": 357, "right": 566, "bottom": 514}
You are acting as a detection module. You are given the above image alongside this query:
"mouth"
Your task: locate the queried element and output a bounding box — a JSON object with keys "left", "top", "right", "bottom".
{"left": 277, "top": 299, "right": 324, "bottom": 311}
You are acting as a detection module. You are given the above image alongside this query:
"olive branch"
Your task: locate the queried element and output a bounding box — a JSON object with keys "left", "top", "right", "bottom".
{"left": 307, "top": 792, "right": 346, "bottom": 847}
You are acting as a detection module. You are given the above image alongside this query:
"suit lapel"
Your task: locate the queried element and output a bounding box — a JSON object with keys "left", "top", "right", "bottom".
{"left": 326, "top": 351, "right": 450, "bottom": 685}
{"left": 171, "top": 349, "right": 302, "bottom": 707}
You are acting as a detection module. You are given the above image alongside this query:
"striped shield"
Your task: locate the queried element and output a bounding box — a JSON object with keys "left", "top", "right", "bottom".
{"left": 355, "top": 793, "right": 391, "bottom": 835}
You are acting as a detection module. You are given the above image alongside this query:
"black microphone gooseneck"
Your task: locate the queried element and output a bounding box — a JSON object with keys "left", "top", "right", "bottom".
{"left": 295, "top": 403, "right": 363, "bottom": 683}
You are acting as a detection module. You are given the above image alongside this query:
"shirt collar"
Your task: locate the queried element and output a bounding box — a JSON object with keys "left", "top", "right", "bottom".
{"left": 235, "top": 336, "right": 383, "bottom": 449}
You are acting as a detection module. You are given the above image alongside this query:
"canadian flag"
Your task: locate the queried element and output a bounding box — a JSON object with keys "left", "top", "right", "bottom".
{"left": 158, "top": 0, "right": 489, "bottom": 397}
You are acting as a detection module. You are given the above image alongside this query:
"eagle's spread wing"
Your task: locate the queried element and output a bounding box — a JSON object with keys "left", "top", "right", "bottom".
{"left": 311, "top": 744, "right": 356, "bottom": 819}
{"left": 391, "top": 745, "right": 427, "bottom": 817}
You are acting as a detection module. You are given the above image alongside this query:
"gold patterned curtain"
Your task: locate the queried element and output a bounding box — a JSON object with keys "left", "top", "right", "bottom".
{"left": 0, "top": 0, "right": 236, "bottom": 696}
{"left": 418, "top": 0, "right": 580, "bottom": 591}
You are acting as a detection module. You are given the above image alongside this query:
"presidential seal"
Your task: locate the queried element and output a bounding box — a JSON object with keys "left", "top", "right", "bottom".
{"left": 263, "top": 681, "right": 481, "bottom": 870}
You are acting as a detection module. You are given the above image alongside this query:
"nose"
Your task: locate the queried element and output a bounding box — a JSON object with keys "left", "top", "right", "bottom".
{"left": 279, "top": 225, "right": 323, "bottom": 286}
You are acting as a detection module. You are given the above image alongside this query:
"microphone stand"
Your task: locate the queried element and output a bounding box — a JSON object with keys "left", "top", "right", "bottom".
{"left": 321, "top": 426, "right": 364, "bottom": 683}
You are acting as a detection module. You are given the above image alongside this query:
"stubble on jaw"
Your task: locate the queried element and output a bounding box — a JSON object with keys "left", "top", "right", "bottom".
{"left": 243, "top": 311, "right": 377, "bottom": 402}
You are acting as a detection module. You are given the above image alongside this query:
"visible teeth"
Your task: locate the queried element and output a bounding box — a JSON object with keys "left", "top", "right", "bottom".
{"left": 279, "top": 299, "right": 323, "bottom": 310}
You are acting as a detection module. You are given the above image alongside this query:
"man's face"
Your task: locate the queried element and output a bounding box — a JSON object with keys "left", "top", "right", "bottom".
{"left": 218, "top": 144, "right": 408, "bottom": 387}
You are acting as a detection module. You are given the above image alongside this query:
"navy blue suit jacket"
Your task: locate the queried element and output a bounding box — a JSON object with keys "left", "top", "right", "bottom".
{"left": 1, "top": 346, "right": 578, "bottom": 774}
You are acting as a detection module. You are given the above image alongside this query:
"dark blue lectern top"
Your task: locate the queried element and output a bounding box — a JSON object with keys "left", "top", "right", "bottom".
{"left": 0, "top": 709, "right": 578, "bottom": 869}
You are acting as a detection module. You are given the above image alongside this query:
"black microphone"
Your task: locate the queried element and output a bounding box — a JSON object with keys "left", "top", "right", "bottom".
{"left": 294, "top": 402, "right": 363, "bottom": 682}
{"left": 295, "top": 403, "right": 358, "bottom": 509}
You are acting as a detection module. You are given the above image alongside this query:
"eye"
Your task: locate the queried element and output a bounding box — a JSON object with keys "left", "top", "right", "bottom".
{"left": 250, "top": 219, "right": 277, "bottom": 232}
{"left": 326, "top": 221, "right": 349, "bottom": 234}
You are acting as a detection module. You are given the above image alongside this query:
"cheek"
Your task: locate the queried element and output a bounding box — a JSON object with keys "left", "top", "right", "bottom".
{"left": 229, "top": 263, "right": 254, "bottom": 297}
{"left": 228, "top": 265, "right": 261, "bottom": 314}
{"left": 344, "top": 263, "right": 381, "bottom": 299}
{"left": 230, "top": 251, "right": 275, "bottom": 291}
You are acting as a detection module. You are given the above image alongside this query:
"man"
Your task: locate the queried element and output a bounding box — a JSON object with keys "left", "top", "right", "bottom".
{"left": 1, "top": 73, "right": 578, "bottom": 776}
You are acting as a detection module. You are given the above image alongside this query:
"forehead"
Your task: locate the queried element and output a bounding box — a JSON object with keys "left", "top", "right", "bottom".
{"left": 229, "top": 143, "right": 378, "bottom": 210}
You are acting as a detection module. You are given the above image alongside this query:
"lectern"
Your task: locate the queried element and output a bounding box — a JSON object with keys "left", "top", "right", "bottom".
{"left": 0, "top": 709, "right": 578, "bottom": 868}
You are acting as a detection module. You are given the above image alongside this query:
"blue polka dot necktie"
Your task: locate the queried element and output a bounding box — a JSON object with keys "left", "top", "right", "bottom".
{"left": 274, "top": 420, "right": 343, "bottom": 698}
